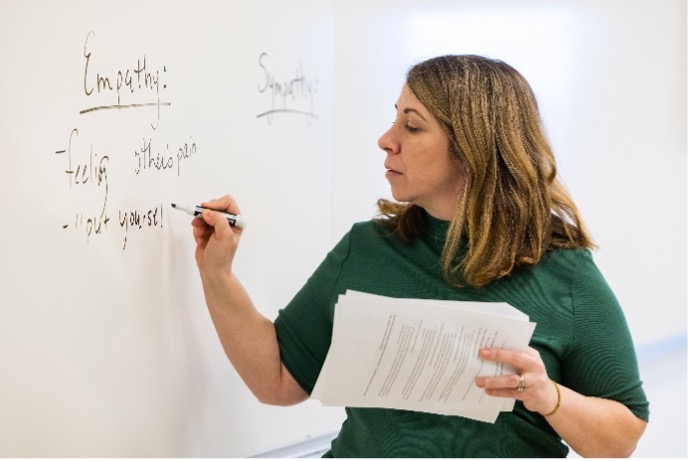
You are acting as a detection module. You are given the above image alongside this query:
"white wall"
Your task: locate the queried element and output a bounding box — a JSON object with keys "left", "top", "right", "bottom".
{"left": 332, "top": 0, "right": 687, "bottom": 457}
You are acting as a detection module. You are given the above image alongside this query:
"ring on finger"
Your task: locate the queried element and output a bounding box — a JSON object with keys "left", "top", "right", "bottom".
{"left": 517, "top": 374, "right": 525, "bottom": 393}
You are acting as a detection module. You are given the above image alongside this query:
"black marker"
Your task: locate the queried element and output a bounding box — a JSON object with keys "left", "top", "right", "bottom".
{"left": 171, "top": 203, "right": 248, "bottom": 229}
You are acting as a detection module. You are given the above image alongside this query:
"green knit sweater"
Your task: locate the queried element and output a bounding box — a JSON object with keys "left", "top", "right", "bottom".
{"left": 274, "top": 213, "right": 649, "bottom": 457}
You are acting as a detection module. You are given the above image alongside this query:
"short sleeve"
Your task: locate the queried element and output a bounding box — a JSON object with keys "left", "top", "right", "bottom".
{"left": 563, "top": 253, "right": 650, "bottom": 421}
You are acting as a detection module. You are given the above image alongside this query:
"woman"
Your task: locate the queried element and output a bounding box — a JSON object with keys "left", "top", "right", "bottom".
{"left": 192, "top": 55, "right": 648, "bottom": 457}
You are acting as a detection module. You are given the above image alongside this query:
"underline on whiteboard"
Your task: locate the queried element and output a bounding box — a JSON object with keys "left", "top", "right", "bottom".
{"left": 256, "top": 109, "right": 318, "bottom": 119}
{"left": 79, "top": 101, "right": 172, "bottom": 115}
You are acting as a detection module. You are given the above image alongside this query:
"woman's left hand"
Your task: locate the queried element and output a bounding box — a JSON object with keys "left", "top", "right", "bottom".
{"left": 475, "top": 347, "right": 559, "bottom": 416}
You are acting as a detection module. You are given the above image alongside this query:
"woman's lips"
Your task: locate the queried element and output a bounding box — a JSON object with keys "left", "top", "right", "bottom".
{"left": 385, "top": 164, "right": 402, "bottom": 177}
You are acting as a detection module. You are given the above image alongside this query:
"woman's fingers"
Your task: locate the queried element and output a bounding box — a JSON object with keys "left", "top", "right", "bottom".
{"left": 201, "top": 194, "right": 241, "bottom": 215}
{"left": 475, "top": 346, "right": 556, "bottom": 413}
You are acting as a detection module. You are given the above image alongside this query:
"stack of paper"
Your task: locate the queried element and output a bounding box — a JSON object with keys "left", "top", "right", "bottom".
{"left": 311, "top": 290, "right": 536, "bottom": 423}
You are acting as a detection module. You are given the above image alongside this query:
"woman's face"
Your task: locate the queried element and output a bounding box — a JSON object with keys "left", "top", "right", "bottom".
{"left": 378, "top": 84, "right": 465, "bottom": 220}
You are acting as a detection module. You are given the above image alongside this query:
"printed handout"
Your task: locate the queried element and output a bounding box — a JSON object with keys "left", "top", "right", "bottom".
{"left": 311, "top": 290, "right": 536, "bottom": 423}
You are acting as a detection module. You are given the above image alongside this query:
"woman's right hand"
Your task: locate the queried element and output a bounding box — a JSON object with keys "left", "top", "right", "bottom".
{"left": 192, "top": 194, "right": 244, "bottom": 275}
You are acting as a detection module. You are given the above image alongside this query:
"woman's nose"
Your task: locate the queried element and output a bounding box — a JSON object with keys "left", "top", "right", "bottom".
{"left": 378, "top": 125, "right": 398, "bottom": 154}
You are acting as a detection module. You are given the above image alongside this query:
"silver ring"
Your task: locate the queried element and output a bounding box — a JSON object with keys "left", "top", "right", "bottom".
{"left": 517, "top": 374, "right": 525, "bottom": 392}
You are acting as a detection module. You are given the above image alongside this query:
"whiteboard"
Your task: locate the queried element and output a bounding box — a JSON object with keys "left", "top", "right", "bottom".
{"left": 0, "top": 0, "right": 344, "bottom": 456}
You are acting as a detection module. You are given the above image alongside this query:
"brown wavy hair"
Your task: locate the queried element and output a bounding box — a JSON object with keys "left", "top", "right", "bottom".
{"left": 377, "top": 55, "right": 594, "bottom": 288}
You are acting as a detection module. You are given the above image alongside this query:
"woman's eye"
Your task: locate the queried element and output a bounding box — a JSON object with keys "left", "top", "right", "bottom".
{"left": 404, "top": 124, "right": 419, "bottom": 133}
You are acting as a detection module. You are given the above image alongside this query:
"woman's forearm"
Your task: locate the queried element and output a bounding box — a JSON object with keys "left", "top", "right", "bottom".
{"left": 547, "top": 384, "right": 647, "bottom": 457}
{"left": 200, "top": 270, "right": 308, "bottom": 406}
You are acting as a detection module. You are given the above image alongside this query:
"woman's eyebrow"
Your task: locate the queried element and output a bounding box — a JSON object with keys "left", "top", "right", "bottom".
{"left": 394, "top": 104, "right": 428, "bottom": 121}
{"left": 403, "top": 108, "right": 427, "bottom": 121}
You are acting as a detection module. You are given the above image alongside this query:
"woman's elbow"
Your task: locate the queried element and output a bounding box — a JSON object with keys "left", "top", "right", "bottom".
{"left": 255, "top": 388, "right": 308, "bottom": 406}
{"left": 253, "top": 368, "right": 309, "bottom": 406}
{"left": 585, "top": 418, "right": 647, "bottom": 458}
{"left": 621, "top": 418, "right": 648, "bottom": 457}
